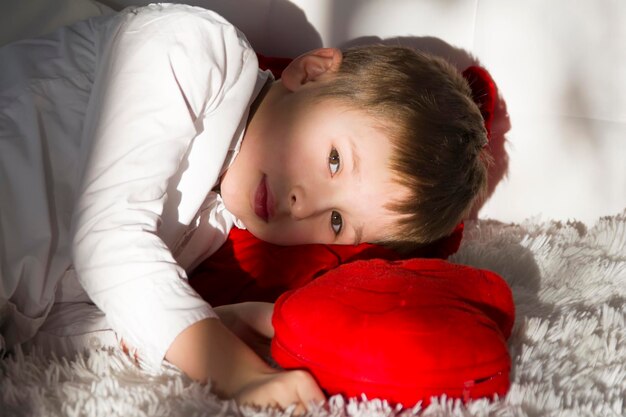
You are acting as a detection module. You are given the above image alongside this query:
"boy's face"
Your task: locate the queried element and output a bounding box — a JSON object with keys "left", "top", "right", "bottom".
{"left": 221, "top": 88, "right": 407, "bottom": 246}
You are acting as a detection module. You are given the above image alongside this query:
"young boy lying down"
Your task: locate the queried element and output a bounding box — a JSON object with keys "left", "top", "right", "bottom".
{"left": 0, "top": 3, "right": 489, "bottom": 411}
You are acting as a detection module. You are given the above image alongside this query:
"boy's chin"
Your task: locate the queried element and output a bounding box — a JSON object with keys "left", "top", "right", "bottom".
{"left": 242, "top": 223, "right": 271, "bottom": 243}
{"left": 246, "top": 228, "right": 282, "bottom": 245}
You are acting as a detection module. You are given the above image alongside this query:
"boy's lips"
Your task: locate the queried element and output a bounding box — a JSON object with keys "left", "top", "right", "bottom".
{"left": 254, "top": 175, "right": 274, "bottom": 222}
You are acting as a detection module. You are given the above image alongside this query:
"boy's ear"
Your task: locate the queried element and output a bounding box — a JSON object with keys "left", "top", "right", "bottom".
{"left": 280, "top": 48, "right": 342, "bottom": 92}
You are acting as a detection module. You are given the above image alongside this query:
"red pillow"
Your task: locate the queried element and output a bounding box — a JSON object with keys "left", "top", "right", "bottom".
{"left": 271, "top": 258, "right": 514, "bottom": 406}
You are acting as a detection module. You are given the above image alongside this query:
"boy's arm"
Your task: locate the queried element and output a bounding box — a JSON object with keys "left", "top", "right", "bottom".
{"left": 165, "top": 317, "right": 324, "bottom": 411}
{"left": 214, "top": 302, "right": 275, "bottom": 357}
{"left": 71, "top": 5, "right": 258, "bottom": 368}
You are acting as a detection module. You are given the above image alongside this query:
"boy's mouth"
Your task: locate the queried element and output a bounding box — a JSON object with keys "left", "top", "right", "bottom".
{"left": 254, "top": 175, "right": 273, "bottom": 222}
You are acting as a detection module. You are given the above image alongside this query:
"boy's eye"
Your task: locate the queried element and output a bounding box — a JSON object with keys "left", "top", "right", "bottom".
{"left": 331, "top": 210, "right": 343, "bottom": 235}
{"left": 328, "top": 148, "right": 340, "bottom": 176}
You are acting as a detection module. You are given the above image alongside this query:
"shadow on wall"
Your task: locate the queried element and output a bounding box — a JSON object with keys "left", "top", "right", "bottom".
{"left": 99, "top": 0, "right": 324, "bottom": 57}
{"left": 342, "top": 36, "right": 511, "bottom": 219}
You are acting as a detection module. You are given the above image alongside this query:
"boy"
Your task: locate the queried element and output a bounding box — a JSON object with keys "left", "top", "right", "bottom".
{"left": 0, "top": 3, "right": 488, "bottom": 412}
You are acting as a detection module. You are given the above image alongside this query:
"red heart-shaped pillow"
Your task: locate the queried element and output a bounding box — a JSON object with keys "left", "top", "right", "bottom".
{"left": 271, "top": 258, "right": 514, "bottom": 407}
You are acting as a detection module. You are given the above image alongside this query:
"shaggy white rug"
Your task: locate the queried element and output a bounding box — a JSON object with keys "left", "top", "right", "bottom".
{"left": 1, "top": 211, "right": 624, "bottom": 417}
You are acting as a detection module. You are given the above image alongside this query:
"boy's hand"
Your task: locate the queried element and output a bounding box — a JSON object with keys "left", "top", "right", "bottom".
{"left": 236, "top": 368, "right": 325, "bottom": 414}
{"left": 165, "top": 318, "right": 325, "bottom": 413}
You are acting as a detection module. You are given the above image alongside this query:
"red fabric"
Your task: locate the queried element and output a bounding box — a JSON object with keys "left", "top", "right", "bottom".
{"left": 271, "top": 258, "right": 514, "bottom": 406}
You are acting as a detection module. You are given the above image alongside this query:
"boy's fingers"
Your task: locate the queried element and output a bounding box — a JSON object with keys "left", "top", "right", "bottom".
{"left": 236, "top": 369, "right": 325, "bottom": 413}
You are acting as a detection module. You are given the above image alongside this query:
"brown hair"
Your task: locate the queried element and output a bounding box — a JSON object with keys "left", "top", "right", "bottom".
{"left": 313, "top": 45, "right": 491, "bottom": 253}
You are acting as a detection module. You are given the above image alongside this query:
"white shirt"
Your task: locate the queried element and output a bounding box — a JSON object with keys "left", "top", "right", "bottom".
{"left": 0, "top": 4, "right": 269, "bottom": 368}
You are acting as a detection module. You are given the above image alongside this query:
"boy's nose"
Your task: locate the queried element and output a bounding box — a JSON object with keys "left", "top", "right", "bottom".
{"left": 289, "top": 184, "right": 329, "bottom": 220}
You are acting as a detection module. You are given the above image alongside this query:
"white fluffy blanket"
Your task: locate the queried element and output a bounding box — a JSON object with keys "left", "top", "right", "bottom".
{"left": 1, "top": 212, "right": 624, "bottom": 417}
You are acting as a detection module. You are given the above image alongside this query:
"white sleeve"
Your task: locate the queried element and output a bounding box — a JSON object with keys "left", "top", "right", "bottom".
{"left": 70, "top": 4, "right": 257, "bottom": 369}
